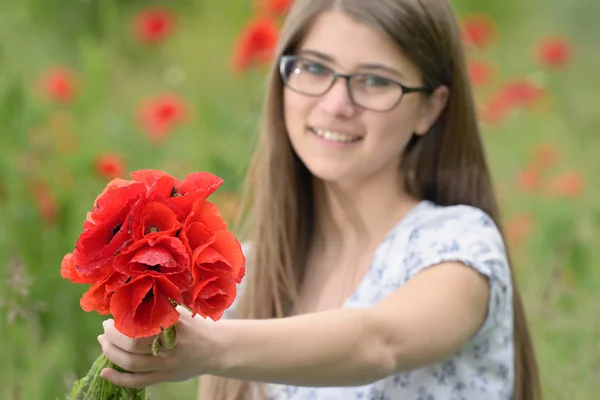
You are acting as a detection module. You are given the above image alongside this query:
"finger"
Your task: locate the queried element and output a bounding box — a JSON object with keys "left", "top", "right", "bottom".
{"left": 103, "top": 319, "right": 155, "bottom": 354}
{"left": 175, "top": 305, "right": 192, "bottom": 322}
{"left": 99, "top": 334, "right": 170, "bottom": 373}
{"left": 100, "top": 367, "right": 169, "bottom": 389}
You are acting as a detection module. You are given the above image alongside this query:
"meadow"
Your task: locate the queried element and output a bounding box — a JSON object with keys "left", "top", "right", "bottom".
{"left": 1, "top": 0, "right": 599, "bottom": 399}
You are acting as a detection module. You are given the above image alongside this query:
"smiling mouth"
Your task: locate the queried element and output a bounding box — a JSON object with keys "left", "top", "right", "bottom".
{"left": 310, "top": 128, "right": 362, "bottom": 143}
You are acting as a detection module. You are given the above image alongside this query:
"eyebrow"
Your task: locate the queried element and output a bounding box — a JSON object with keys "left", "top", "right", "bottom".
{"left": 297, "top": 49, "right": 405, "bottom": 78}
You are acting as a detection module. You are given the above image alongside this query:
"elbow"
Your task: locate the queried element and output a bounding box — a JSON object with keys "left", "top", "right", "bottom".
{"left": 358, "top": 310, "right": 399, "bottom": 384}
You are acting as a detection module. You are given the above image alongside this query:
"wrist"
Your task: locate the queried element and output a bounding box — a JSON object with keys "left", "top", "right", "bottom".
{"left": 205, "top": 318, "right": 238, "bottom": 376}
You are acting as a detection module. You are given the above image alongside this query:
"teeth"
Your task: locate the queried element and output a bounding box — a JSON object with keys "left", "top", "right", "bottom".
{"left": 313, "top": 129, "right": 360, "bottom": 143}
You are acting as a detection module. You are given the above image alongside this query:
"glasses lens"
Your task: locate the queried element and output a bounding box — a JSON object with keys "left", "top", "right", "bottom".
{"left": 349, "top": 74, "right": 403, "bottom": 111}
{"left": 281, "top": 57, "right": 334, "bottom": 96}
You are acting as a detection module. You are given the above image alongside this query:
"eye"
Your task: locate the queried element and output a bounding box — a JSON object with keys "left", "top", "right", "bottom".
{"left": 363, "top": 74, "right": 393, "bottom": 87}
{"left": 300, "top": 60, "right": 330, "bottom": 75}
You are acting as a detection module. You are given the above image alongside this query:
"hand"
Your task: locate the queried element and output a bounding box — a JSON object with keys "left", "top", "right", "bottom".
{"left": 98, "top": 305, "right": 222, "bottom": 388}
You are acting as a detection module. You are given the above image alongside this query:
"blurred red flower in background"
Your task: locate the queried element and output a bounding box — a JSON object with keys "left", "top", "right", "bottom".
{"left": 537, "top": 36, "right": 572, "bottom": 69}
{"left": 232, "top": 16, "right": 279, "bottom": 73}
{"left": 517, "top": 165, "right": 542, "bottom": 193}
{"left": 460, "top": 13, "right": 497, "bottom": 49}
{"left": 480, "top": 78, "right": 546, "bottom": 124}
{"left": 502, "top": 79, "right": 546, "bottom": 109}
{"left": 133, "top": 7, "right": 176, "bottom": 44}
{"left": 95, "top": 153, "right": 125, "bottom": 180}
{"left": 257, "top": 0, "right": 293, "bottom": 16}
{"left": 468, "top": 59, "right": 495, "bottom": 86}
{"left": 136, "top": 93, "right": 188, "bottom": 143}
{"left": 532, "top": 143, "right": 560, "bottom": 168}
{"left": 29, "top": 179, "right": 59, "bottom": 224}
{"left": 38, "top": 66, "right": 78, "bottom": 103}
{"left": 505, "top": 213, "right": 535, "bottom": 248}
{"left": 546, "top": 171, "right": 584, "bottom": 198}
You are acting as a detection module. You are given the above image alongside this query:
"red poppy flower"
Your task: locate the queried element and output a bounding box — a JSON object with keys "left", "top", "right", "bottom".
{"left": 110, "top": 275, "right": 183, "bottom": 338}
{"left": 232, "top": 16, "right": 279, "bottom": 73}
{"left": 184, "top": 269, "right": 238, "bottom": 321}
{"left": 183, "top": 204, "right": 245, "bottom": 320}
{"left": 73, "top": 182, "right": 147, "bottom": 274}
{"left": 63, "top": 167, "right": 245, "bottom": 339}
{"left": 80, "top": 268, "right": 129, "bottom": 315}
{"left": 166, "top": 174, "right": 225, "bottom": 216}
{"left": 136, "top": 93, "right": 188, "bottom": 143}
{"left": 130, "top": 169, "right": 224, "bottom": 220}
{"left": 38, "top": 66, "right": 78, "bottom": 103}
{"left": 89, "top": 179, "right": 138, "bottom": 216}
{"left": 181, "top": 200, "right": 228, "bottom": 254}
{"left": 113, "top": 235, "right": 191, "bottom": 291}
{"left": 61, "top": 253, "right": 109, "bottom": 285}
{"left": 94, "top": 153, "right": 125, "bottom": 180}
{"left": 133, "top": 7, "right": 176, "bottom": 44}
{"left": 129, "top": 201, "right": 182, "bottom": 241}
{"left": 460, "top": 13, "right": 496, "bottom": 49}
{"left": 537, "top": 36, "right": 572, "bottom": 69}
{"left": 168, "top": 173, "right": 223, "bottom": 215}
{"left": 194, "top": 230, "right": 245, "bottom": 283}
{"left": 130, "top": 169, "right": 181, "bottom": 187}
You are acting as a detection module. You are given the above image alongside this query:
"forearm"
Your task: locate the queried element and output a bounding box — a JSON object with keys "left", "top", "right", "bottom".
{"left": 210, "top": 308, "right": 395, "bottom": 387}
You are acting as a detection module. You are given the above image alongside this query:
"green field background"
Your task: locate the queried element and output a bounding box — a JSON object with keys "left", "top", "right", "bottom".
{"left": 1, "top": 0, "right": 599, "bottom": 399}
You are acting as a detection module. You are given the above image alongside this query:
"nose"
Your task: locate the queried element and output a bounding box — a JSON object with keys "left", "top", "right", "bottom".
{"left": 317, "top": 77, "right": 357, "bottom": 118}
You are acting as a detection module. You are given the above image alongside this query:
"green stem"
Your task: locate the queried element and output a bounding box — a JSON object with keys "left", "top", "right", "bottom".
{"left": 66, "top": 353, "right": 146, "bottom": 400}
{"left": 65, "top": 326, "right": 178, "bottom": 399}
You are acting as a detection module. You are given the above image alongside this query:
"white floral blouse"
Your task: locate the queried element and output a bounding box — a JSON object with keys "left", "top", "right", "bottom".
{"left": 226, "top": 200, "right": 514, "bottom": 400}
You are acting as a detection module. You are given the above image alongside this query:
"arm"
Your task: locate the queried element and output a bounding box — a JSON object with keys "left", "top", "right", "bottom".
{"left": 211, "top": 261, "right": 490, "bottom": 387}
{"left": 99, "top": 209, "right": 506, "bottom": 389}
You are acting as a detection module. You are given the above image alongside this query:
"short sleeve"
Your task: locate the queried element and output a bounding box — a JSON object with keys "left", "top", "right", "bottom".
{"left": 402, "top": 205, "right": 512, "bottom": 339}
{"left": 222, "top": 241, "right": 252, "bottom": 320}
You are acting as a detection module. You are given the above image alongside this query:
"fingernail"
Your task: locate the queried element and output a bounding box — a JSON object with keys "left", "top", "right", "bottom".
{"left": 97, "top": 334, "right": 103, "bottom": 343}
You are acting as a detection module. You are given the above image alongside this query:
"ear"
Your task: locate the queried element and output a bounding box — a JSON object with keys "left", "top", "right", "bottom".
{"left": 414, "top": 85, "right": 450, "bottom": 135}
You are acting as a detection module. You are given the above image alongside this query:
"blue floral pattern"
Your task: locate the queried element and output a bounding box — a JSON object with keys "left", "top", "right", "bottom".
{"left": 230, "top": 201, "right": 515, "bottom": 399}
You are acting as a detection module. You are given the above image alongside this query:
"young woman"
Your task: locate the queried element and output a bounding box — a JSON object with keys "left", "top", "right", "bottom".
{"left": 98, "top": 0, "right": 541, "bottom": 399}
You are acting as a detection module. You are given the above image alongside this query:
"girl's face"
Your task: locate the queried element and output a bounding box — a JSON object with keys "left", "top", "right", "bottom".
{"left": 282, "top": 11, "right": 447, "bottom": 188}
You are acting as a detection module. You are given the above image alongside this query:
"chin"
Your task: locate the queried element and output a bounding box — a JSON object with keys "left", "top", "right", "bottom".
{"left": 301, "top": 158, "right": 359, "bottom": 184}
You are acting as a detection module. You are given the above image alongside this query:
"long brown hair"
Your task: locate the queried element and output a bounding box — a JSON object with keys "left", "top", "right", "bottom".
{"left": 202, "top": 0, "right": 541, "bottom": 399}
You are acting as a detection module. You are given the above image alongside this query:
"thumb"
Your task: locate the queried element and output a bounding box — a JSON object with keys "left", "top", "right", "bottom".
{"left": 176, "top": 304, "right": 193, "bottom": 319}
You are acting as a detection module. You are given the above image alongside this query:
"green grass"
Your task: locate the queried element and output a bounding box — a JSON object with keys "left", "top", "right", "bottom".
{"left": 0, "top": 0, "right": 599, "bottom": 399}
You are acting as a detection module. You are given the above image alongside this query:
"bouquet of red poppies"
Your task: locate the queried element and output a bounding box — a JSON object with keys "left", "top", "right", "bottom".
{"left": 61, "top": 169, "right": 246, "bottom": 399}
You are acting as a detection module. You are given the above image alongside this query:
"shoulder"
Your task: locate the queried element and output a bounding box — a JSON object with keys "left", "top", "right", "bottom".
{"left": 403, "top": 201, "right": 506, "bottom": 258}
{"left": 408, "top": 201, "right": 501, "bottom": 235}
{"left": 396, "top": 201, "right": 513, "bottom": 338}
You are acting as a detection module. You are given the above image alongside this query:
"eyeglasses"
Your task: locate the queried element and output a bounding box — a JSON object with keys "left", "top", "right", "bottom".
{"left": 279, "top": 55, "right": 433, "bottom": 112}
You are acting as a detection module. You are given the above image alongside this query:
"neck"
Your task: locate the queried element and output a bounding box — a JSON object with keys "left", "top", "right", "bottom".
{"left": 311, "top": 169, "right": 420, "bottom": 253}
